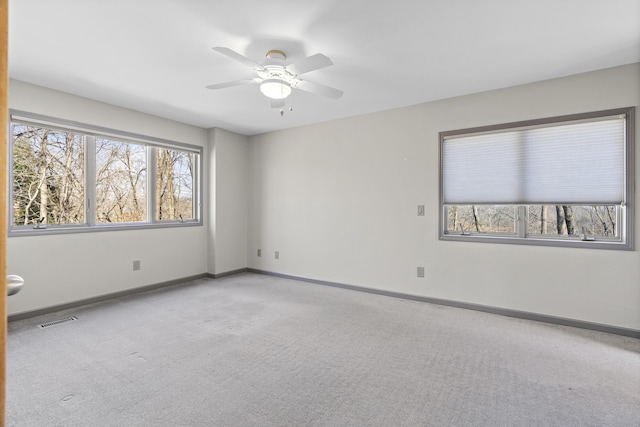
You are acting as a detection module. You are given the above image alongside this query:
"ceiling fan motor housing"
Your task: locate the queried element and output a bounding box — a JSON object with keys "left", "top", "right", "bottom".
{"left": 257, "top": 51, "right": 301, "bottom": 99}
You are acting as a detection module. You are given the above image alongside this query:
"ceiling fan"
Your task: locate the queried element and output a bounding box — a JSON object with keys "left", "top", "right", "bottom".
{"left": 206, "top": 47, "right": 343, "bottom": 108}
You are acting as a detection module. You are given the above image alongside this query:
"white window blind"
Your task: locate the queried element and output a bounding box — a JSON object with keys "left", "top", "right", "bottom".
{"left": 442, "top": 115, "right": 626, "bottom": 205}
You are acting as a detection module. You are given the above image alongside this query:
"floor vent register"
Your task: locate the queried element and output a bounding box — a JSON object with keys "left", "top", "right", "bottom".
{"left": 38, "top": 316, "right": 78, "bottom": 329}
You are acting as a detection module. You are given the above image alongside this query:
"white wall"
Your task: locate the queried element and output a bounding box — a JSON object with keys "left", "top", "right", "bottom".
{"left": 248, "top": 63, "right": 640, "bottom": 331}
{"left": 9, "top": 65, "right": 640, "bottom": 330}
{"left": 7, "top": 80, "right": 210, "bottom": 316}
{"left": 208, "top": 127, "right": 249, "bottom": 275}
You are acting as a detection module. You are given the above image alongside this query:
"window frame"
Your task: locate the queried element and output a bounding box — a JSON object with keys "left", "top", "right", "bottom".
{"left": 8, "top": 110, "right": 203, "bottom": 236}
{"left": 439, "top": 107, "right": 635, "bottom": 250}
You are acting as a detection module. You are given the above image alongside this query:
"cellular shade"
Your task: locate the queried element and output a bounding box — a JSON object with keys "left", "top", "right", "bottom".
{"left": 441, "top": 115, "right": 626, "bottom": 205}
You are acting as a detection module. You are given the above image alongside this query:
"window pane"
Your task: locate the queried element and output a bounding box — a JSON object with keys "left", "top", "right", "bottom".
{"left": 95, "top": 138, "right": 147, "bottom": 223}
{"left": 156, "top": 148, "right": 195, "bottom": 221}
{"left": 445, "top": 205, "right": 516, "bottom": 234}
{"left": 527, "top": 205, "right": 617, "bottom": 238}
{"left": 12, "top": 124, "right": 84, "bottom": 226}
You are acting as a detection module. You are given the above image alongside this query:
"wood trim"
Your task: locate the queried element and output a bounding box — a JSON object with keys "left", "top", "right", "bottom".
{"left": 0, "top": 0, "right": 8, "bottom": 423}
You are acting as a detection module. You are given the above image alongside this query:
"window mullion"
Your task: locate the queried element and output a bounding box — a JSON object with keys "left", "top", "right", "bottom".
{"left": 516, "top": 206, "right": 527, "bottom": 238}
{"left": 148, "top": 146, "right": 157, "bottom": 223}
{"left": 193, "top": 152, "right": 200, "bottom": 222}
{"left": 85, "top": 135, "right": 96, "bottom": 226}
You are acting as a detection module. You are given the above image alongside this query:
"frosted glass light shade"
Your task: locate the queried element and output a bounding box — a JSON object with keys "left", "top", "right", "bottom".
{"left": 260, "top": 79, "right": 291, "bottom": 99}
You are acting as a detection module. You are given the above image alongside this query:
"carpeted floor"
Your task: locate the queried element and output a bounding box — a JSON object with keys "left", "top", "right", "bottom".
{"left": 6, "top": 273, "right": 640, "bottom": 426}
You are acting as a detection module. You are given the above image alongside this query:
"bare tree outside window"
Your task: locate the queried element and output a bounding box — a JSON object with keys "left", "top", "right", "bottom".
{"left": 446, "top": 204, "right": 617, "bottom": 239}
{"left": 527, "top": 205, "right": 615, "bottom": 238}
{"left": 446, "top": 205, "right": 515, "bottom": 234}
{"left": 95, "top": 138, "right": 147, "bottom": 223}
{"left": 12, "top": 125, "right": 84, "bottom": 226}
{"left": 156, "top": 148, "right": 195, "bottom": 221}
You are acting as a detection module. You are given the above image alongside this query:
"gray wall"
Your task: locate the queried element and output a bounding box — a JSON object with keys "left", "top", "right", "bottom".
{"left": 247, "top": 63, "right": 640, "bottom": 331}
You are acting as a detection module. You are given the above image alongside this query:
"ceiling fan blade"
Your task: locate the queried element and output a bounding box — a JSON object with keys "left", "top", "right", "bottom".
{"left": 212, "top": 47, "right": 266, "bottom": 71}
{"left": 270, "top": 99, "right": 285, "bottom": 109}
{"left": 296, "top": 79, "right": 343, "bottom": 100}
{"left": 287, "top": 53, "right": 333, "bottom": 76}
{"left": 205, "top": 78, "right": 259, "bottom": 90}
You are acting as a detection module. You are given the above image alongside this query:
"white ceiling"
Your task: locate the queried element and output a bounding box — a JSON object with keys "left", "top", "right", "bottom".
{"left": 8, "top": 0, "right": 640, "bottom": 136}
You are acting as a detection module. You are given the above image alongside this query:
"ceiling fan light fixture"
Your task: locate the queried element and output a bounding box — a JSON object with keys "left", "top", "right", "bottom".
{"left": 260, "top": 79, "right": 291, "bottom": 100}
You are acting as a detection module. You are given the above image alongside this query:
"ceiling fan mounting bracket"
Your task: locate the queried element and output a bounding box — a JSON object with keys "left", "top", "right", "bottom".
{"left": 266, "top": 50, "right": 286, "bottom": 60}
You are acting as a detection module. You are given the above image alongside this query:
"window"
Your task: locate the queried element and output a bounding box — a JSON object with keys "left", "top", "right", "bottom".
{"left": 95, "top": 138, "right": 147, "bottom": 224}
{"left": 10, "top": 111, "right": 202, "bottom": 234}
{"left": 156, "top": 148, "right": 196, "bottom": 221}
{"left": 12, "top": 124, "right": 85, "bottom": 226}
{"left": 439, "top": 108, "right": 634, "bottom": 249}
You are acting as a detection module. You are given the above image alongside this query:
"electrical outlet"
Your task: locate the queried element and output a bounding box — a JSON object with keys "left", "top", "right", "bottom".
{"left": 133, "top": 260, "right": 141, "bottom": 271}
{"left": 275, "top": 251, "right": 280, "bottom": 259}
{"left": 417, "top": 205, "right": 425, "bottom": 216}
{"left": 257, "top": 249, "right": 261, "bottom": 257}
{"left": 417, "top": 266, "right": 425, "bottom": 278}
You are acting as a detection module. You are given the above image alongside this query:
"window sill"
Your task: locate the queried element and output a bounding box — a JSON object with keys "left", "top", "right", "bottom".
{"left": 9, "top": 221, "right": 202, "bottom": 237}
{"left": 440, "top": 233, "right": 631, "bottom": 251}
